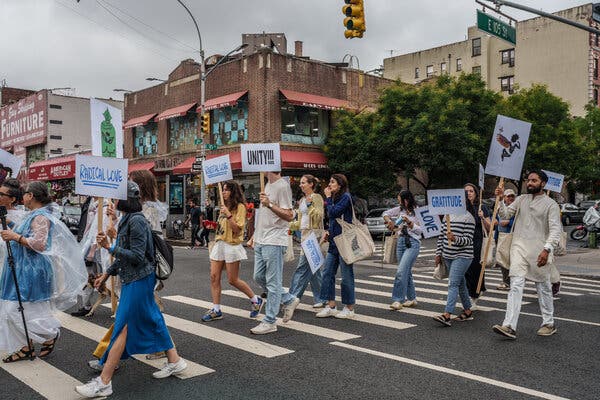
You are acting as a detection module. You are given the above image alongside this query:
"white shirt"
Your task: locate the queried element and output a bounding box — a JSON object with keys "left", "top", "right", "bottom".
{"left": 299, "top": 198, "right": 310, "bottom": 230}
{"left": 254, "top": 177, "right": 293, "bottom": 246}
{"left": 382, "top": 206, "right": 423, "bottom": 242}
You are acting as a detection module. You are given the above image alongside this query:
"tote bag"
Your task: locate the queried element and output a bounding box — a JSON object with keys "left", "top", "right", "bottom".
{"left": 496, "top": 208, "right": 519, "bottom": 270}
{"left": 383, "top": 235, "right": 398, "bottom": 264}
{"left": 433, "top": 259, "right": 448, "bottom": 280}
{"left": 481, "top": 230, "right": 496, "bottom": 268}
{"left": 333, "top": 202, "right": 375, "bottom": 265}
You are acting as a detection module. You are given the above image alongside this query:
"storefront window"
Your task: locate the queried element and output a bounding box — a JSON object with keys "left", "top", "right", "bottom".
{"left": 133, "top": 124, "right": 158, "bottom": 157}
{"left": 281, "top": 105, "right": 329, "bottom": 145}
{"left": 211, "top": 103, "right": 249, "bottom": 146}
{"left": 169, "top": 180, "right": 184, "bottom": 214}
{"left": 168, "top": 113, "right": 199, "bottom": 153}
{"left": 27, "top": 144, "right": 45, "bottom": 165}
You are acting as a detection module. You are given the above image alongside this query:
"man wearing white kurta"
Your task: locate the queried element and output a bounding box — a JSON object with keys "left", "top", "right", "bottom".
{"left": 492, "top": 171, "right": 562, "bottom": 339}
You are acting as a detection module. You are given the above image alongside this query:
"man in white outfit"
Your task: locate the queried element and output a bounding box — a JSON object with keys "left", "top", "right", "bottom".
{"left": 492, "top": 170, "right": 562, "bottom": 339}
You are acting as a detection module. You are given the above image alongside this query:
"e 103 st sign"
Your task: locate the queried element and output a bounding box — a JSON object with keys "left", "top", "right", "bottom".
{"left": 477, "top": 10, "right": 516, "bottom": 45}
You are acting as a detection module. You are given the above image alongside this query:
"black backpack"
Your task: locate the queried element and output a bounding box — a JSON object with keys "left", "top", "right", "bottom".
{"left": 152, "top": 230, "right": 174, "bottom": 280}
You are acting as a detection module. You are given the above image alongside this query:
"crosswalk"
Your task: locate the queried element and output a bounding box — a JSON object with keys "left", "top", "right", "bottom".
{"left": 1, "top": 267, "right": 599, "bottom": 399}
{"left": 372, "top": 242, "right": 437, "bottom": 261}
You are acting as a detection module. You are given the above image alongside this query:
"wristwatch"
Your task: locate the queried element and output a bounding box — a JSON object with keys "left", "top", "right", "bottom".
{"left": 268, "top": 202, "right": 274, "bottom": 209}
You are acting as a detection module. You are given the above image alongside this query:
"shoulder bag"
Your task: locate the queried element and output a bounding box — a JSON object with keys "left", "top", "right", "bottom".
{"left": 333, "top": 200, "right": 376, "bottom": 264}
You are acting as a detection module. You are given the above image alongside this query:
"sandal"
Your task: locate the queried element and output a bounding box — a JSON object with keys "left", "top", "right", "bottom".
{"left": 433, "top": 314, "right": 452, "bottom": 327}
{"left": 453, "top": 311, "right": 474, "bottom": 321}
{"left": 39, "top": 332, "right": 59, "bottom": 358}
{"left": 2, "top": 346, "right": 35, "bottom": 363}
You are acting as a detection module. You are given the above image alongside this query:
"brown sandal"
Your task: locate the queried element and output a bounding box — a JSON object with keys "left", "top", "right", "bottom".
{"left": 39, "top": 333, "right": 59, "bottom": 358}
{"left": 453, "top": 311, "right": 474, "bottom": 321}
{"left": 2, "top": 346, "right": 35, "bottom": 363}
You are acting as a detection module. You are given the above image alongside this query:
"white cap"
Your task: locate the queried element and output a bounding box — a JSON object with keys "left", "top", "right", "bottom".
{"left": 504, "top": 189, "right": 516, "bottom": 196}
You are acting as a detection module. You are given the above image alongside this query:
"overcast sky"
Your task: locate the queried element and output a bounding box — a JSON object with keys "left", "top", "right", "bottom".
{"left": 0, "top": 0, "right": 582, "bottom": 100}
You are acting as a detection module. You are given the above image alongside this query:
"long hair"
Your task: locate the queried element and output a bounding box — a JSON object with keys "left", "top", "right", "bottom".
{"left": 116, "top": 197, "right": 143, "bottom": 213}
{"left": 399, "top": 190, "right": 416, "bottom": 214}
{"left": 330, "top": 173, "right": 349, "bottom": 201}
{"left": 26, "top": 181, "right": 51, "bottom": 205}
{"left": 223, "top": 181, "right": 245, "bottom": 212}
{"left": 464, "top": 183, "right": 479, "bottom": 206}
{"left": 2, "top": 178, "right": 23, "bottom": 206}
{"left": 129, "top": 170, "right": 158, "bottom": 202}
{"left": 302, "top": 174, "right": 321, "bottom": 195}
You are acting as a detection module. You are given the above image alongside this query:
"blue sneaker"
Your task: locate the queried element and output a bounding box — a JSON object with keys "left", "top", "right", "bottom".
{"left": 250, "top": 297, "right": 264, "bottom": 319}
{"left": 201, "top": 309, "right": 223, "bottom": 322}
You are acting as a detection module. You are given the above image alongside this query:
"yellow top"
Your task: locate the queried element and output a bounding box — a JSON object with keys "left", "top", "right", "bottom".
{"left": 215, "top": 203, "right": 246, "bottom": 245}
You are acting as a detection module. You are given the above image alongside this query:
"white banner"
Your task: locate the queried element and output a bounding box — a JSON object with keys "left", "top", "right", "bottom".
{"left": 542, "top": 169, "right": 564, "bottom": 193}
{"left": 300, "top": 232, "right": 325, "bottom": 274}
{"left": 0, "top": 148, "right": 22, "bottom": 180}
{"left": 75, "top": 155, "right": 128, "bottom": 200}
{"left": 478, "top": 163, "right": 485, "bottom": 189}
{"left": 241, "top": 143, "right": 281, "bottom": 172}
{"left": 415, "top": 206, "right": 442, "bottom": 238}
{"left": 485, "top": 115, "right": 531, "bottom": 181}
{"left": 427, "top": 189, "right": 467, "bottom": 216}
{"left": 90, "top": 98, "right": 123, "bottom": 158}
{"left": 203, "top": 154, "right": 233, "bottom": 185}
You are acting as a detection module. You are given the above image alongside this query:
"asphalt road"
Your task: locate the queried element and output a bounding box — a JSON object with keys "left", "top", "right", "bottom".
{"left": 1, "top": 244, "right": 599, "bottom": 400}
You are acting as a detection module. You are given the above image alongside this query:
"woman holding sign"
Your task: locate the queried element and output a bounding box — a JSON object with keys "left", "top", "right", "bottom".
{"left": 201, "top": 180, "right": 264, "bottom": 322}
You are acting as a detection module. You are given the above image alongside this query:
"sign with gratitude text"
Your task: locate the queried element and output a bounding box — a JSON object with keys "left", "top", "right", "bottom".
{"left": 300, "top": 232, "right": 325, "bottom": 274}
{"left": 415, "top": 206, "right": 442, "bottom": 239}
{"left": 203, "top": 154, "right": 233, "bottom": 185}
{"left": 427, "top": 189, "right": 467, "bottom": 216}
{"left": 241, "top": 143, "right": 281, "bottom": 172}
{"left": 75, "top": 154, "right": 128, "bottom": 200}
{"left": 541, "top": 169, "right": 565, "bottom": 193}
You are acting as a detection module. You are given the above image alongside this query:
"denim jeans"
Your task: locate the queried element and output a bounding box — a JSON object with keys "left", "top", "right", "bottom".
{"left": 281, "top": 254, "right": 324, "bottom": 305}
{"left": 253, "top": 244, "right": 285, "bottom": 324}
{"left": 320, "top": 252, "right": 355, "bottom": 306}
{"left": 391, "top": 236, "right": 420, "bottom": 303}
{"left": 444, "top": 257, "right": 473, "bottom": 314}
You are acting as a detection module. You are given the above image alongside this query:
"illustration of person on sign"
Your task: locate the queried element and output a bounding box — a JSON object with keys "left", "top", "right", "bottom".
{"left": 100, "top": 108, "right": 117, "bottom": 157}
{"left": 497, "top": 127, "right": 521, "bottom": 162}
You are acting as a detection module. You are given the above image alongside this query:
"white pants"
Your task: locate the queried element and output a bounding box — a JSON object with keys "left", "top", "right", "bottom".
{"left": 502, "top": 276, "right": 554, "bottom": 330}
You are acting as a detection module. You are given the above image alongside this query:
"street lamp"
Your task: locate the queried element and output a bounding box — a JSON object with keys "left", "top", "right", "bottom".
{"left": 113, "top": 89, "right": 132, "bottom": 93}
{"left": 146, "top": 77, "right": 166, "bottom": 82}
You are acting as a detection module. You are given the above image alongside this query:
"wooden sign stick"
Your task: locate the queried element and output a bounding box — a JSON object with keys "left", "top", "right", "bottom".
{"left": 477, "top": 177, "right": 504, "bottom": 294}
{"left": 479, "top": 189, "right": 483, "bottom": 213}
{"left": 218, "top": 182, "right": 225, "bottom": 206}
{"left": 445, "top": 214, "right": 452, "bottom": 248}
{"left": 260, "top": 172, "right": 265, "bottom": 193}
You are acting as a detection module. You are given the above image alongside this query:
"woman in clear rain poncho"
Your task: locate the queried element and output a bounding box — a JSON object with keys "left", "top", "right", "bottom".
{"left": 0, "top": 181, "right": 87, "bottom": 362}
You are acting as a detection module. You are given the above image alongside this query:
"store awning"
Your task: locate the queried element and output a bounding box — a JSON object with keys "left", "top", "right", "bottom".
{"left": 28, "top": 155, "right": 78, "bottom": 181}
{"left": 279, "top": 89, "right": 349, "bottom": 110}
{"left": 207, "top": 152, "right": 242, "bottom": 170}
{"left": 123, "top": 113, "right": 157, "bottom": 129}
{"left": 281, "top": 150, "right": 328, "bottom": 170}
{"left": 155, "top": 103, "right": 197, "bottom": 121}
{"left": 128, "top": 161, "right": 155, "bottom": 173}
{"left": 201, "top": 91, "right": 247, "bottom": 111}
{"left": 172, "top": 156, "right": 195, "bottom": 175}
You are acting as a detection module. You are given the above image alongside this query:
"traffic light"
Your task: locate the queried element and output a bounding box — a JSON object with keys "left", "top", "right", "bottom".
{"left": 342, "top": 0, "right": 366, "bottom": 39}
{"left": 200, "top": 112, "right": 210, "bottom": 135}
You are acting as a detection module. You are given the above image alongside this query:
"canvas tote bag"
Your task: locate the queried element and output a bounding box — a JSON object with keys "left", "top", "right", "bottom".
{"left": 333, "top": 201, "right": 376, "bottom": 264}
{"left": 496, "top": 208, "right": 519, "bottom": 270}
{"left": 383, "top": 235, "right": 398, "bottom": 264}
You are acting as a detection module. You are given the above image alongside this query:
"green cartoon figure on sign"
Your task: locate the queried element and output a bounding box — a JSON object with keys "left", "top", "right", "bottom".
{"left": 100, "top": 108, "right": 116, "bottom": 157}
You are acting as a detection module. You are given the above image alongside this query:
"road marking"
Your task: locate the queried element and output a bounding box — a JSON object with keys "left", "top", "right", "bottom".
{"left": 56, "top": 312, "right": 214, "bottom": 379}
{"left": 483, "top": 269, "right": 600, "bottom": 290}
{"left": 329, "top": 342, "right": 570, "bottom": 400}
{"left": 0, "top": 358, "right": 85, "bottom": 400}
{"left": 164, "top": 295, "right": 360, "bottom": 341}
{"left": 100, "top": 304, "right": 293, "bottom": 358}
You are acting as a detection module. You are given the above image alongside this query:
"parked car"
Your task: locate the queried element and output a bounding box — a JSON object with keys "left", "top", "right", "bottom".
{"left": 60, "top": 205, "right": 81, "bottom": 236}
{"left": 560, "top": 203, "right": 586, "bottom": 225}
{"left": 365, "top": 208, "right": 390, "bottom": 237}
{"left": 578, "top": 200, "right": 600, "bottom": 211}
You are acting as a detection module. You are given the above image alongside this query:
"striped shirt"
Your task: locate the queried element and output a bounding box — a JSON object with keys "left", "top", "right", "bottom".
{"left": 436, "top": 213, "right": 475, "bottom": 260}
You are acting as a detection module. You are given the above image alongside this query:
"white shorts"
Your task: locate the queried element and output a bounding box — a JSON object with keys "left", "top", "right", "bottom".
{"left": 209, "top": 240, "right": 248, "bottom": 263}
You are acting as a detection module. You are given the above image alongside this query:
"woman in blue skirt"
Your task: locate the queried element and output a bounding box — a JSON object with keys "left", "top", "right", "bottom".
{"left": 76, "top": 181, "right": 187, "bottom": 398}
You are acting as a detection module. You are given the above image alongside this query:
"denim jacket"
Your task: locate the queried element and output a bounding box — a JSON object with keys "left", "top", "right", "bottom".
{"left": 325, "top": 192, "right": 353, "bottom": 255}
{"left": 107, "top": 212, "right": 155, "bottom": 284}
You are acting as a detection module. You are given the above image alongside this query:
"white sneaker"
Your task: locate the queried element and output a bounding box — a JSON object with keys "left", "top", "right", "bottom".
{"left": 470, "top": 297, "right": 479, "bottom": 311}
{"left": 312, "top": 301, "right": 326, "bottom": 308}
{"left": 316, "top": 306, "right": 338, "bottom": 318}
{"left": 75, "top": 376, "right": 113, "bottom": 398}
{"left": 402, "top": 300, "right": 418, "bottom": 308}
{"left": 250, "top": 321, "right": 277, "bottom": 334}
{"left": 152, "top": 358, "right": 188, "bottom": 379}
{"left": 334, "top": 306, "right": 355, "bottom": 319}
{"left": 282, "top": 297, "right": 301, "bottom": 323}
{"left": 389, "top": 301, "right": 403, "bottom": 310}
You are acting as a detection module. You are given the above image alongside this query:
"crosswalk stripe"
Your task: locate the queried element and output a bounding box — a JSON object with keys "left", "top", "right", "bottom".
{"left": 222, "top": 290, "right": 416, "bottom": 331}
{"left": 100, "top": 304, "right": 293, "bottom": 358}
{"left": 480, "top": 269, "right": 600, "bottom": 290}
{"left": 163, "top": 295, "right": 360, "bottom": 341}
{"left": 0, "top": 358, "right": 85, "bottom": 400}
{"left": 56, "top": 312, "right": 215, "bottom": 379}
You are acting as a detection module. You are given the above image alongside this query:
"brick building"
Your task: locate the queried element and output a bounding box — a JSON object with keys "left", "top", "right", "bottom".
{"left": 123, "top": 34, "right": 390, "bottom": 215}
{"left": 0, "top": 86, "right": 36, "bottom": 107}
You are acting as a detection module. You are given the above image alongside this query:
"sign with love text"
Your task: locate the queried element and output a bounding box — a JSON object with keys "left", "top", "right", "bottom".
{"left": 75, "top": 154, "right": 128, "bottom": 200}
{"left": 203, "top": 154, "right": 233, "bottom": 185}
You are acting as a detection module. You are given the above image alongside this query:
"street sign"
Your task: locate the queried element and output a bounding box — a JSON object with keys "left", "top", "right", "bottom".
{"left": 191, "top": 162, "right": 202, "bottom": 172}
{"left": 477, "top": 9, "right": 516, "bottom": 45}
{"left": 194, "top": 139, "right": 203, "bottom": 145}
{"left": 206, "top": 144, "right": 219, "bottom": 151}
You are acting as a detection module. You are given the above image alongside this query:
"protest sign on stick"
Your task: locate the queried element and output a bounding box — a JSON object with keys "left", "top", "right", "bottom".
{"left": 300, "top": 232, "right": 326, "bottom": 274}
{"left": 415, "top": 206, "right": 442, "bottom": 239}
{"left": 427, "top": 189, "right": 466, "bottom": 248}
{"left": 0, "top": 148, "right": 23, "bottom": 183}
{"left": 241, "top": 143, "right": 281, "bottom": 193}
{"left": 203, "top": 154, "right": 232, "bottom": 206}
{"left": 478, "top": 164, "right": 485, "bottom": 212}
{"left": 541, "top": 169, "right": 564, "bottom": 193}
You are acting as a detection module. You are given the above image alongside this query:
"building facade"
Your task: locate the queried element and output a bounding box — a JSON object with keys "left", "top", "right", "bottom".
{"left": 383, "top": 3, "right": 600, "bottom": 116}
{"left": 0, "top": 86, "right": 36, "bottom": 107}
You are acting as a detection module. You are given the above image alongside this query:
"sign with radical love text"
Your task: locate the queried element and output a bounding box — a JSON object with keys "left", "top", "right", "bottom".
{"left": 485, "top": 115, "right": 531, "bottom": 181}
{"left": 542, "top": 169, "right": 565, "bottom": 193}
{"left": 75, "top": 155, "right": 128, "bottom": 200}
{"left": 300, "top": 232, "right": 325, "bottom": 274}
{"left": 427, "top": 189, "right": 467, "bottom": 216}
{"left": 415, "top": 206, "right": 442, "bottom": 239}
{"left": 203, "top": 154, "right": 233, "bottom": 185}
{"left": 241, "top": 143, "right": 281, "bottom": 172}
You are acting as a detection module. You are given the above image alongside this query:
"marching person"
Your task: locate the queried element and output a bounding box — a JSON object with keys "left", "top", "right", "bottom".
{"left": 201, "top": 199, "right": 214, "bottom": 247}
{"left": 433, "top": 198, "right": 476, "bottom": 326}
{"left": 0, "top": 182, "right": 86, "bottom": 362}
{"left": 382, "top": 190, "right": 422, "bottom": 310}
{"left": 317, "top": 174, "right": 357, "bottom": 319}
{"left": 76, "top": 181, "right": 187, "bottom": 398}
{"left": 0, "top": 178, "right": 26, "bottom": 228}
{"left": 492, "top": 170, "right": 562, "bottom": 339}
{"left": 201, "top": 181, "right": 264, "bottom": 322}
{"left": 495, "top": 189, "right": 516, "bottom": 290}
{"left": 280, "top": 175, "right": 326, "bottom": 323}
{"left": 186, "top": 198, "right": 202, "bottom": 249}
{"left": 249, "top": 171, "right": 293, "bottom": 334}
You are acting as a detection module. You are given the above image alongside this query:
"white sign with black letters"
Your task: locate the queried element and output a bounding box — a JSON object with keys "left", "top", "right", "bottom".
{"left": 427, "top": 189, "right": 467, "bottom": 216}
{"left": 241, "top": 143, "right": 281, "bottom": 172}
{"left": 415, "top": 206, "right": 442, "bottom": 239}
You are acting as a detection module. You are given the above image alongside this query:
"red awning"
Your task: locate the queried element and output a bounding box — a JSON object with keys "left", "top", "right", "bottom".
{"left": 201, "top": 91, "right": 247, "bottom": 111}
{"left": 128, "top": 161, "right": 155, "bottom": 173}
{"left": 155, "top": 103, "right": 196, "bottom": 121}
{"left": 172, "top": 156, "right": 195, "bottom": 175}
{"left": 281, "top": 150, "right": 328, "bottom": 170}
{"left": 123, "top": 113, "right": 157, "bottom": 129}
{"left": 28, "top": 155, "right": 77, "bottom": 181}
{"left": 280, "top": 89, "right": 349, "bottom": 110}
{"left": 207, "top": 152, "right": 242, "bottom": 170}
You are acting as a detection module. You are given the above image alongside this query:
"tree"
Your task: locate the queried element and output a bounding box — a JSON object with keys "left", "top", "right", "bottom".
{"left": 572, "top": 103, "right": 600, "bottom": 195}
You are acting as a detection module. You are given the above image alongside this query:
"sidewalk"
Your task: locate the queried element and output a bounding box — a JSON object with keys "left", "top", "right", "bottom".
{"left": 555, "top": 248, "right": 600, "bottom": 278}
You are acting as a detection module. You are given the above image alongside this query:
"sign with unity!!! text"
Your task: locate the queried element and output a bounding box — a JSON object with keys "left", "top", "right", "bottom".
{"left": 75, "top": 154, "right": 128, "bottom": 200}
{"left": 427, "top": 189, "right": 467, "bottom": 216}
{"left": 203, "top": 154, "right": 233, "bottom": 185}
{"left": 415, "top": 206, "right": 442, "bottom": 239}
{"left": 241, "top": 143, "right": 281, "bottom": 172}
{"left": 542, "top": 169, "right": 564, "bottom": 193}
{"left": 300, "top": 232, "right": 325, "bottom": 274}
{"left": 90, "top": 98, "right": 123, "bottom": 159}
{"left": 485, "top": 115, "right": 531, "bottom": 181}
